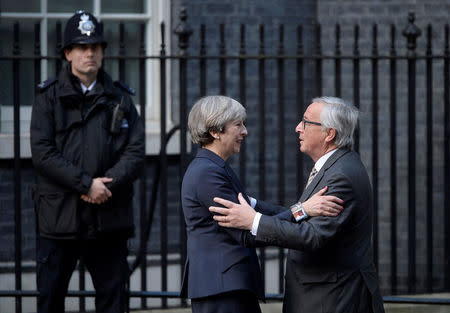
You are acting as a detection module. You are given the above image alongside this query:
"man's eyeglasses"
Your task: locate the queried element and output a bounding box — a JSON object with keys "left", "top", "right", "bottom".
{"left": 300, "top": 118, "right": 322, "bottom": 130}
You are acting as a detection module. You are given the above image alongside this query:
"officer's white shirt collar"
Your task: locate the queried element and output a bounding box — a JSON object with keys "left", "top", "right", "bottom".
{"left": 81, "top": 80, "right": 97, "bottom": 94}
{"left": 313, "top": 148, "right": 338, "bottom": 173}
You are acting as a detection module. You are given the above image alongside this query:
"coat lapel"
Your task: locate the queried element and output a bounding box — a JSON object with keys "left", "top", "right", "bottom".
{"left": 224, "top": 163, "right": 245, "bottom": 194}
{"left": 299, "top": 148, "right": 350, "bottom": 202}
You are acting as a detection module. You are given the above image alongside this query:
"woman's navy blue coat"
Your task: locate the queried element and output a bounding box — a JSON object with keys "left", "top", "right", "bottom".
{"left": 180, "top": 148, "right": 266, "bottom": 300}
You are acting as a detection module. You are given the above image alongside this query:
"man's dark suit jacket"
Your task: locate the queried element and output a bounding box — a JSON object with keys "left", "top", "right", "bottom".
{"left": 256, "top": 148, "right": 385, "bottom": 313}
{"left": 180, "top": 148, "right": 284, "bottom": 301}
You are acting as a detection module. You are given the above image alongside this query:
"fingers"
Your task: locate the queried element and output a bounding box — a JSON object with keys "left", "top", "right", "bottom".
{"left": 209, "top": 206, "right": 234, "bottom": 228}
{"left": 323, "top": 202, "right": 343, "bottom": 215}
{"left": 322, "top": 195, "right": 344, "bottom": 204}
{"left": 237, "top": 193, "right": 250, "bottom": 206}
{"left": 213, "top": 197, "right": 234, "bottom": 208}
{"left": 212, "top": 213, "right": 227, "bottom": 223}
{"left": 212, "top": 216, "right": 233, "bottom": 228}
{"left": 325, "top": 207, "right": 342, "bottom": 216}
{"left": 97, "top": 178, "right": 112, "bottom": 198}
{"left": 80, "top": 194, "right": 108, "bottom": 204}
{"left": 209, "top": 206, "right": 228, "bottom": 215}
{"left": 81, "top": 195, "right": 95, "bottom": 203}
{"left": 99, "top": 177, "right": 113, "bottom": 183}
{"left": 237, "top": 193, "right": 245, "bottom": 204}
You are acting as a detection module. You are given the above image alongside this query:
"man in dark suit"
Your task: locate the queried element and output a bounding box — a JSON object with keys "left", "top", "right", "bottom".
{"left": 210, "top": 97, "right": 385, "bottom": 313}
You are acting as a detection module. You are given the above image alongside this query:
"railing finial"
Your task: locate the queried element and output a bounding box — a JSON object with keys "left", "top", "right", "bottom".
{"left": 174, "top": 5, "right": 193, "bottom": 56}
{"left": 402, "top": 12, "right": 421, "bottom": 55}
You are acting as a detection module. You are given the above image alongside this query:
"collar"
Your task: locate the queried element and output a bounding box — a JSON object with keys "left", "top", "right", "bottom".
{"left": 300, "top": 148, "right": 349, "bottom": 202}
{"left": 196, "top": 147, "right": 227, "bottom": 168}
{"left": 81, "top": 80, "right": 97, "bottom": 93}
{"left": 313, "top": 148, "right": 338, "bottom": 172}
{"left": 58, "top": 64, "right": 115, "bottom": 99}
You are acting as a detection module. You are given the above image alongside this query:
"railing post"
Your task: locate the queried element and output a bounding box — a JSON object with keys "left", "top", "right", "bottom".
{"left": 119, "top": 22, "right": 125, "bottom": 82}
{"left": 199, "top": 24, "right": 206, "bottom": 96}
{"left": 174, "top": 5, "right": 192, "bottom": 172}
{"left": 55, "top": 21, "right": 62, "bottom": 75}
{"left": 334, "top": 23, "right": 341, "bottom": 97}
{"left": 174, "top": 5, "right": 192, "bottom": 308}
{"left": 219, "top": 24, "right": 226, "bottom": 95}
{"left": 13, "top": 21, "right": 22, "bottom": 313}
{"left": 296, "top": 25, "right": 305, "bottom": 192}
{"left": 277, "top": 24, "right": 286, "bottom": 294}
{"left": 389, "top": 24, "right": 398, "bottom": 295}
{"left": 353, "top": 25, "right": 360, "bottom": 153}
{"left": 402, "top": 11, "right": 421, "bottom": 294}
{"left": 159, "top": 20, "right": 169, "bottom": 309}
{"left": 314, "top": 23, "right": 322, "bottom": 97}
{"left": 258, "top": 24, "right": 267, "bottom": 291}
{"left": 239, "top": 24, "right": 247, "bottom": 186}
{"left": 372, "top": 23, "right": 379, "bottom": 271}
{"left": 138, "top": 22, "right": 147, "bottom": 310}
{"left": 34, "top": 23, "right": 41, "bottom": 93}
{"left": 444, "top": 23, "right": 450, "bottom": 292}
{"left": 425, "top": 23, "right": 433, "bottom": 294}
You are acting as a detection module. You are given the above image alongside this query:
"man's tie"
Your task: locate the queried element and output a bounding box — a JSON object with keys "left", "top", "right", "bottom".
{"left": 306, "top": 167, "right": 318, "bottom": 187}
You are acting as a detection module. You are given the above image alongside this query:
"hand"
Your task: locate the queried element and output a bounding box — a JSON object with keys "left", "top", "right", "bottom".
{"left": 302, "top": 186, "right": 344, "bottom": 217}
{"left": 209, "top": 193, "right": 256, "bottom": 230}
{"left": 81, "top": 177, "right": 113, "bottom": 204}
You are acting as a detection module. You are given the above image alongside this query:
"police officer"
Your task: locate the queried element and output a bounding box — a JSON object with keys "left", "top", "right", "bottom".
{"left": 30, "top": 11, "right": 145, "bottom": 313}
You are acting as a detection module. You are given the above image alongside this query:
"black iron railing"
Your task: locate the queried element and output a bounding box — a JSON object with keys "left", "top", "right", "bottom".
{"left": 0, "top": 7, "right": 450, "bottom": 313}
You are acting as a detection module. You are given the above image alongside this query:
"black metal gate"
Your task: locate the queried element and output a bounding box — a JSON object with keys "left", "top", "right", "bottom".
{"left": 1, "top": 7, "right": 450, "bottom": 312}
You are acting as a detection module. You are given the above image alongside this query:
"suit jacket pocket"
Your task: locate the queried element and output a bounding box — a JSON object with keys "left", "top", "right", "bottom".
{"left": 300, "top": 271, "right": 338, "bottom": 284}
{"left": 37, "top": 192, "right": 78, "bottom": 236}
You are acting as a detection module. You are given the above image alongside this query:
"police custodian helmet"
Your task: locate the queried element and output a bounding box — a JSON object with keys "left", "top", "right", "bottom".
{"left": 62, "top": 10, "right": 107, "bottom": 50}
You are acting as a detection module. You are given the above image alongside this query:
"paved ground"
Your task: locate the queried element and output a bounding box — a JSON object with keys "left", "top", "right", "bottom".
{"left": 134, "top": 294, "right": 450, "bottom": 313}
{"left": 135, "top": 304, "right": 450, "bottom": 313}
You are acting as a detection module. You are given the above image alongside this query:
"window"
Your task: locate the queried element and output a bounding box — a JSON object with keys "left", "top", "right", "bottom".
{"left": 0, "top": 0, "right": 171, "bottom": 157}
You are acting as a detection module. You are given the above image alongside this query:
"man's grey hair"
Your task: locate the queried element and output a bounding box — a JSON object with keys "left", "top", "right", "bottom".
{"left": 188, "top": 95, "right": 246, "bottom": 146}
{"left": 314, "top": 96, "right": 359, "bottom": 149}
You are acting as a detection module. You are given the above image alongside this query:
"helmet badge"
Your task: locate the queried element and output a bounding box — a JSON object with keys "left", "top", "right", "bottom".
{"left": 78, "top": 14, "right": 95, "bottom": 36}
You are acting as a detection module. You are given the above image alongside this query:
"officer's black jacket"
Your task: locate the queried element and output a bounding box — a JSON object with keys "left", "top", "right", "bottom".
{"left": 30, "top": 64, "right": 145, "bottom": 239}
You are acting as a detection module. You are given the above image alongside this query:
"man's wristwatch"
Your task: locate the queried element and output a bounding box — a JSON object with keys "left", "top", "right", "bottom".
{"left": 290, "top": 202, "right": 308, "bottom": 222}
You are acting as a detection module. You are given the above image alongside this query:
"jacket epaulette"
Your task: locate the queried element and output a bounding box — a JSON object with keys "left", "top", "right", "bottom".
{"left": 37, "top": 78, "right": 57, "bottom": 92}
{"left": 113, "top": 81, "right": 136, "bottom": 96}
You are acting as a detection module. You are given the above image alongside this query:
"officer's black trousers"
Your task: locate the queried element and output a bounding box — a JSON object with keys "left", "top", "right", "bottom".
{"left": 36, "top": 236, "right": 129, "bottom": 313}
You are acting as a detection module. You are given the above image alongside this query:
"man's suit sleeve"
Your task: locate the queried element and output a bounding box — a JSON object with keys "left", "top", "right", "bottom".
{"left": 197, "top": 168, "right": 256, "bottom": 247}
{"left": 255, "top": 200, "right": 289, "bottom": 216}
{"left": 255, "top": 172, "right": 356, "bottom": 251}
